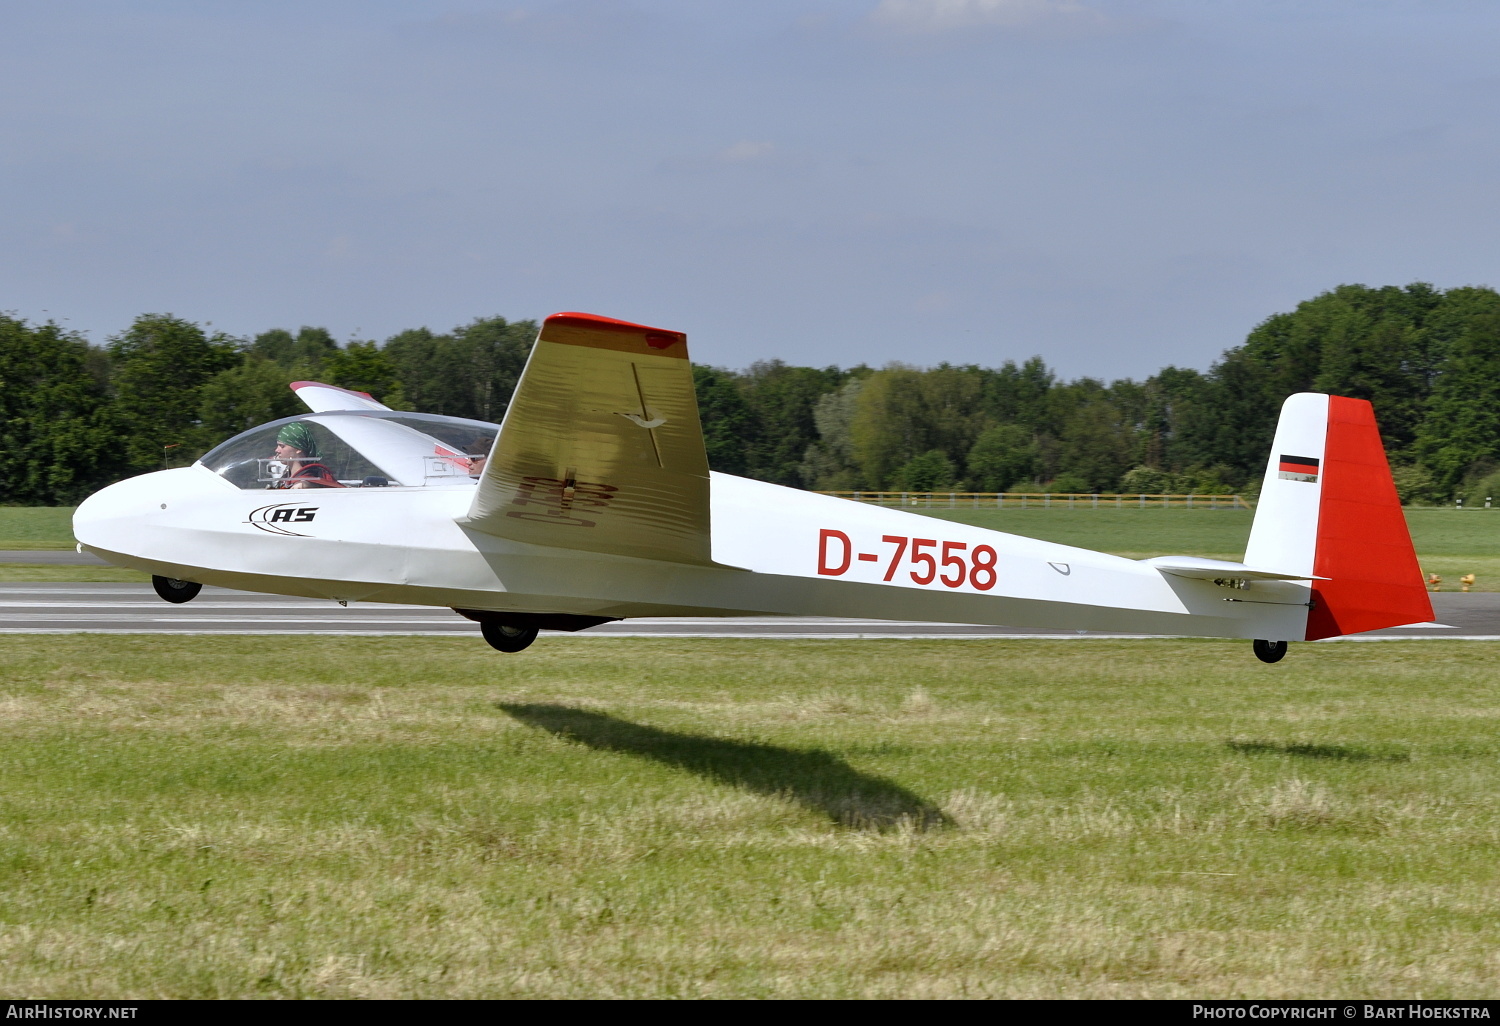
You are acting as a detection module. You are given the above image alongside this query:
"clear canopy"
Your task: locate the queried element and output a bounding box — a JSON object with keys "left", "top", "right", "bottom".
{"left": 198, "top": 410, "right": 500, "bottom": 490}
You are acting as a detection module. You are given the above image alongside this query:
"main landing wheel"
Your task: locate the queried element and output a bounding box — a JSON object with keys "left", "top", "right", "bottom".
{"left": 1253, "top": 639, "right": 1288, "bottom": 664}
{"left": 481, "top": 621, "right": 539, "bottom": 653}
{"left": 152, "top": 575, "right": 202, "bottom": 604}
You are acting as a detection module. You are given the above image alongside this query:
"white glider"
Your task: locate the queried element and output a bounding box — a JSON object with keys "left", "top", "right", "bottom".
{"left": 73, "top": 312, "right": 1433, "bottom": 661}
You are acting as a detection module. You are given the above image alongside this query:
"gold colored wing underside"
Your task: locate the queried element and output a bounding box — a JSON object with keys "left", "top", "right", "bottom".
{"left": 464, "top": 314, "right": 713, "bottom": 566}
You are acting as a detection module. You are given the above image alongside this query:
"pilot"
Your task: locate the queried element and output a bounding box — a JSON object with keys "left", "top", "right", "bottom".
{"left": 468, "top": 435, "right": 495, "bottom": 478}
{"left": 272, "top": 423, "right": 343, "bottom": 489}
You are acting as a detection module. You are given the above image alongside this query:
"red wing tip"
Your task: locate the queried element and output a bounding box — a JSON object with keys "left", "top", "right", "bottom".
{"left": 545, "top": 311, "right": 683, "bottom": 342}
{"left": 290, "top": 380, "right": 376, "bottom": 401}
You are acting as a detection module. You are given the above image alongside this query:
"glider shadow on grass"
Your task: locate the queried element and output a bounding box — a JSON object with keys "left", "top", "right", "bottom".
{"left": 1227, "top": 741, "right": 1410, "bottom": 763}
{"left": 498, "top": 703, "right": 950, "bottom": 832}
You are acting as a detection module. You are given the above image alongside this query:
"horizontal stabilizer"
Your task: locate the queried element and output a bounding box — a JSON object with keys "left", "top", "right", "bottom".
{"left": 1143, "top": 556, "right": 1326, "bottom": 582}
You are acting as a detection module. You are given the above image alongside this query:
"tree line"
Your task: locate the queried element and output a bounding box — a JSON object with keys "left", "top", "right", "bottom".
{"left": 3, "top": 282, "right": 1499, "bottom": 506}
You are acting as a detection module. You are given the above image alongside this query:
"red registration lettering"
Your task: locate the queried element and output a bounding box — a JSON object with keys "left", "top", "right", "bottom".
{"left": 827, "top": 531, "right": 1000, "bottom": 592}
{"left": 909, "top": 538, "right": 938, "bottom": 585}
{"left": 818, "top": 529, "right": 852, "bottom": 576}
{"left": 970, "top": 545, "right": 998, "bottom": 590}
{"left": 881, "top": 535, "right": 908, "bottom": 581}
{"left": 940, "top": 541, "right": 968, "bottom": 587}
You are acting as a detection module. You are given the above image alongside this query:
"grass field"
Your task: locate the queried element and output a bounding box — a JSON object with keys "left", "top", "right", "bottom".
{"left": 2, "top": 635, "right": 1499, "bottom": 998}
{"left": 0, "top": 508, "right": 77, "bottom": 550}
{"left": 0, "top": 564, "right": 148, "bottom": 582}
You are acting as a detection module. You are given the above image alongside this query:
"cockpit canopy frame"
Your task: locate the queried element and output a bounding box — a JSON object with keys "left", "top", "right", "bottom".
{"left": 198, "top": 410, "right": 500, "bottom": 490}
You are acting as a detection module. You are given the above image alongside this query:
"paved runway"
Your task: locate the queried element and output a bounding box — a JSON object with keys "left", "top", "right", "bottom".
{"left": 0, "top": 583, "right": 1495, "bottom": 640}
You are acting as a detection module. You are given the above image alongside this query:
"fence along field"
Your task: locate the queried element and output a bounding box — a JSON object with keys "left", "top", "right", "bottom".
{"left": 818, "top": 491, "right": 1252, "bottom": 510}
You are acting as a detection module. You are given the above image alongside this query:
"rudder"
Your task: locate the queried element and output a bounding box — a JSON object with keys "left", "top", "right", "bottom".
{"left": 1305, "top": 396, "right": 1431, "bottom": 639}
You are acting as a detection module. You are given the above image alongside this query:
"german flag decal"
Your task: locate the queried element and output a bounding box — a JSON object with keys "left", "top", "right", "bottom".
{"left": 1278, "top": 454, "right": 1320, "bottom": 483}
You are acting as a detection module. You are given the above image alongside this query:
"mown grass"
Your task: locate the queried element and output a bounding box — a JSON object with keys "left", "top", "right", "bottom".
{"left": 2, "top": 635, "right": 1498, "bottom": 998}
{"left": 0, "top": 508, "right": 77, "bottom": 550}
{"left": 0, "top": 565, "right": 149, "bottom": 583}
{"left": 1398, "top": 511, "right": 1500, "bottom": 592}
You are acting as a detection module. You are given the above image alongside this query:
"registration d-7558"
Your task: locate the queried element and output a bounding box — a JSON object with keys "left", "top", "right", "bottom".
{"left": 817, "top": 529, "right": 998, "bottom": 591}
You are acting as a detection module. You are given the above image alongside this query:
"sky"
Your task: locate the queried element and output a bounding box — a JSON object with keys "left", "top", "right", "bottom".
{"left": 2, "top": 0, "right": 1498, "bottom": 379}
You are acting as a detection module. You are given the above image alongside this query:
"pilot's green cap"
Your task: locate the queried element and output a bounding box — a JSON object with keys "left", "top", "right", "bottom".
{"left": 276, "top": 422, "right": 320, "bottom": 458}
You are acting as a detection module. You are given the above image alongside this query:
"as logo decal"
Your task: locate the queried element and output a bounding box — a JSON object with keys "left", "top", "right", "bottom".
{"left": 246, "top": 503, "right": 319, "bottom": 536}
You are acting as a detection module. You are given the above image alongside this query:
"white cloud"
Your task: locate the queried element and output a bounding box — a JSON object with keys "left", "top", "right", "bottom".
{"left": 869, "top": 0, "right": 1100, "bottom": 33}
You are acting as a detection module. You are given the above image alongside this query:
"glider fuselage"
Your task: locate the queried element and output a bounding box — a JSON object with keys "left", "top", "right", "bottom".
{"left": 74, "top": 463, "right": 1310, "bottom": 640}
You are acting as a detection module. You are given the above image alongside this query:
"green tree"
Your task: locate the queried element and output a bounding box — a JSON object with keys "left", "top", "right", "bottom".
{"left": 1120, "top": 465, "right": 1173, "bottom": 494}
{"left": 248, "top": 326, "right": 339, "bottom": 374}
{"left": 1139, "top": 366, "right": 1220, "bottom": 475}
{"left": 799, "top": 378, "right": 864, "bottom": 489}
{"left": 1309, "top": 285, "right": 1442, "bottom": 451}
{"left": 1416, "top": 307, "right": 1500, "bottom": 491}
{"left": 848, "top": 364, "right": 986, "bottom": 488}
{"left": 197, "top": 358, "right": 304, "bottom": 444}
{"left": 891, "top": 449, "right": 956, "bottom": 491}
{"left": 849, "top": 366, "right": 922, "bottom": 488}
{"left": 323, "top": 341, "right": 404, "bottom": 408}
{"left": 0, "top": 316, "right": 121, "bottom": 503}
{"left": 11, "top": 281, "right": 1500, "bottom": 507}
{"left": 381, "top": 317, "right": 536, "bottom": 422}
{"left": 978, "top": 357, "right": 1056, "bottom": 431}
{"left": 739, "top": 361, "right": 849, "bottom": 485}
{"left": 1390, "top": 463, "right": 1439, "bottom": 505}
{"left": 1046, "top": 472, "right": 1091, "bottom": 493}
{"left": 966, "top": 423, "right": 1036, "bottom": 491}
{"left": 452, "top": 316, "right": 535, "bottom": 422}
{"left": 1055, "top": 396, "right": 1133, "bottom": 492}
{"left": 107, "top": 314, "right": 240, "bottom": 471}
{"left": 693, "top": 366, "right": 755, "bottom": 476}
{"left": 1187, "top": 282, "right": 1477, "bottom": 480}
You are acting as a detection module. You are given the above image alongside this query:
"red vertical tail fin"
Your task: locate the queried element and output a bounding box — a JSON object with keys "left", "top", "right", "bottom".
{"left": 1305, "top": 396, "right": 1432, "bottom": 639}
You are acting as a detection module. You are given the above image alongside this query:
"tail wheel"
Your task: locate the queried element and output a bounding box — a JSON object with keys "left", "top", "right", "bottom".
{"left": 481, "top": 621, "right": 539, "bottom": 653}
{"left": 152, "top": 575, "right": 203, "bottom": 604}
{"left": 1253, "top": 639, "right": 1288, "bottom": 664}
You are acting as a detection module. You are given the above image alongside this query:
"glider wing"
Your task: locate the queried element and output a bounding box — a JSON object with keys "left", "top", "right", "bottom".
{"left": 463, "top": 312, "right": 715, "bottom": 565}
{"left": 292, "top": 381, "right": 392, "bottom": 413}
